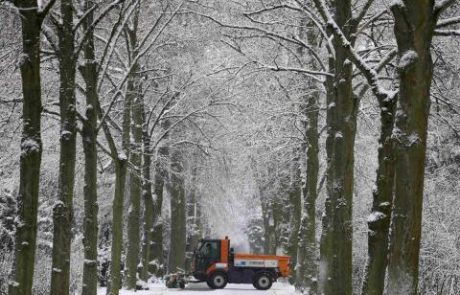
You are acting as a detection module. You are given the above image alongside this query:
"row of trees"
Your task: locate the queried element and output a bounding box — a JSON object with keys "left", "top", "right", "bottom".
{"left": 1, "top": 0, "right": 460, "bottom": 295}
{"left": 204, "top": 1, "right": 460, "bottom": 294}
{"left": 1, "top": 0, "right": 222, "bottom": 294}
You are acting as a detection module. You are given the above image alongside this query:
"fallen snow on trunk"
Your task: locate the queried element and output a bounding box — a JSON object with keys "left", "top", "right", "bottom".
{"left": 98, "top": 282, "right": 298, "bottom": 295}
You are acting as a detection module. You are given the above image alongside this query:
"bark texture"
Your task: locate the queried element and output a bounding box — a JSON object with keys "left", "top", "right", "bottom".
{"left": 140, "top": 117, "right": 154, "bottom": 282}
{"left": 261, "top": 198, "right": 277, "bottom": 255}
{"left": 185, "top": 164, "right": 202, "bottom": 272}
{"left": 295, "top": 23, "right": 320, "bottom": 294}
{"left": 106, "top": 159, "right": 128, "bottom": 295}
{"left": 149, "top": 120, "right": 169, "bottom": 276}
{"left": 387, "top": 2, "right": 437, "bottom": 294}
{"left": 50, "top": 0, "right": 77, "bottom": 294}
{"left": 125, "top": 72, "right": 143, "bottom": 289}
{"left": 296, "top": 95, "right": 319, "bottom": 293}
{"left": 8, "top": 2, "right": 47, "bottom": 294}
{"left": 124, "top": 4, "right": 142, "bottom": 284}
{"left": 361, "top": 97, "right": 396, "bottom": 295}
{"left": 168, "top": 149, "right": 187, "bottom": 272}
{"left": 80, "top": 1, "right": 99, "bottom": 294}
{"left": 106, "top": 81, "right": 131, "bottom": 295}
{"left": 319, "top": 1, "right": 358, "bottom": 294}
{"left": 287, "top": 158, "right": 302, "bottom": 285}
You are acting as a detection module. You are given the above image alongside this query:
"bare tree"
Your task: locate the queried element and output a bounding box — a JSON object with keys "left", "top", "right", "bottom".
{"left": 293, "top": 16, "right": 321, "bottom": 293}
{"left": 7, "top": 1, "right": 56, "bottom": 295}
{"left": 387, "top": 1, "right": 457, "bottom": 294}
{"left": 49, "top": 1, "right": 77, "bottom": 294}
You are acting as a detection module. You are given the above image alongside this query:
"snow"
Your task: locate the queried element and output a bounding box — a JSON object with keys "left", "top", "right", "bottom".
{"left": 118, "top": 152, "right": 128, "bottom": 161}
{"left": 84, "top": 259, "right": 97, "bottom": 265}
{"left": 97, "top": 282, "right": 298, "bottom": 295}
{"left": 398, "top": 50, "right": 418, "bottom": 69}
{"left": 435, "top": 0, "right": 453, "bottom": 10}
{"left": 407, "top": 132, "right": 420, "bottom": 146}
{"left": 37, "top": 0, "right": 44, "bottom": 11}
{"left": 367, "top": 211, "right": 386, "bottom": 223}
{"left": 54, "top": 200, "right": 65, "bottom": 207}
{"left": 21, "top": 138, "right": 41, "bottom": 155}
{"left": 390, "top": 0, "right": 405, "bottom": 8}
{"left": 17, "top": 53, "right": 28, "bottom": 68}
{"left": 9, "top": 281, "right": 20, "bottom": 287}
{"left": 61, "top": 130, "right": 72, "bottom": 139}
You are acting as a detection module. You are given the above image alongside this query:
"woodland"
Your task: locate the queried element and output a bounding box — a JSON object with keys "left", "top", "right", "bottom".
{"left": 0, "top": 0, "right": 460, "bottom": 295}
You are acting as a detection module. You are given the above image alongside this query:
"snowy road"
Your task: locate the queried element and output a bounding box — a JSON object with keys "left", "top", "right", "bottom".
{"left": 98, "top": 282, "right": 298, "bottom": 295}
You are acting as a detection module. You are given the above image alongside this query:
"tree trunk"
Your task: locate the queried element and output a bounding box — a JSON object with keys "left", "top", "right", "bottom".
{"left": 149, "top": 120, "right": 169, "bottom": 276}
{"left": 140, "top": 116, "right": 154, "bottom": 282}
{"left": 360, "top": 97, "right": 396, "bottom": 295}
{"left": 125, "top": 75, "right": 143, "bottom": 290}
{"left": 296, "top": 94, "right": 319, "bottom": 293}
{"left": 126, "top": 86, "right": 143, "bottom": 289}
{"left": 185, "top": 164, "right": 202, "bottom": 272}
{"left": 287, "top": 159, "right": 301, "bottom": 285}
{"left": 106, "top": 82, "right": 131, "bottom": 295}
{"left": 124, "top": 7, "right": 143, "bottom": 287}
{"left": 150, "top": 169, "right": 165, "bottom": 275}
{"left": 261, "top": 198, "right": 276, "bottom": 255}
{"left": 319, "top": 1, "right": 357, "bottom": 294}
{"left": 168, "top": 149, "right": 186, "bottom": 272}
{"left": 150, "top": 151, "right": 166, "bottom": 275}
{"left": 78, "top": 3, "right": 124, "bottom": 293}
{"left": 50, "top": 0, "right": 77, "bottom": 294}
{"left": 106, "top": 159, "right": 128, "bottom": 295}
{"left": 295, "top": 22, "right": 320, "bottom": 293}
{"left": 8, "top": 2, "right": 47, "bottom": 294}
{"left": 386, "top": 2, "right": 437, "bottom": 294}
{"left": 80, "top": 1, "right": 99, "bottom": 294}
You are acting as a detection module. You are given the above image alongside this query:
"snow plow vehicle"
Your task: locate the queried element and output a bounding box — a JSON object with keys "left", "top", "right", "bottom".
{"left": 166, "top": 236, "right": 290, "bottom": 290}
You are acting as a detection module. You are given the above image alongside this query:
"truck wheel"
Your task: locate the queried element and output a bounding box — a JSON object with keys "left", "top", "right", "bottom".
{"left": 206, "top": 272, "right": 228, "bottom": 289}
{"left": 253, "top": 273, "right": 273, "bottom": 290}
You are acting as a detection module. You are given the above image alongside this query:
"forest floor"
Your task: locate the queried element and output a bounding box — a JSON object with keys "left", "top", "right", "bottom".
{"left": 97, "top": 282, "right": 299, "bottom": 295}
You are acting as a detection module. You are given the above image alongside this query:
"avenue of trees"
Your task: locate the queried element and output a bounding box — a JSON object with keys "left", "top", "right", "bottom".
{"left": 0, "top": 0, "right": 460, "bottom": 295}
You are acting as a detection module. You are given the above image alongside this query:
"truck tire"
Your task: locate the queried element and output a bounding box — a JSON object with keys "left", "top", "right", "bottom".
{"left": 206, "top": 272, "right": 228, "bottom": 289}
{"left": 253, "top": 273, "right": 273, "bottom": 290}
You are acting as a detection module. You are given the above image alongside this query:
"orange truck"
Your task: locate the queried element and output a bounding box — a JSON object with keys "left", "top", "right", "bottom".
{"left": 190, "top": 236, "right": 290, "bottom": 290}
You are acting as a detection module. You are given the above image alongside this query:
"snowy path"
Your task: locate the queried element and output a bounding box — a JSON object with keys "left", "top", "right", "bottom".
{"left": 98, "top": 282, "right": 298, "bottom": 295}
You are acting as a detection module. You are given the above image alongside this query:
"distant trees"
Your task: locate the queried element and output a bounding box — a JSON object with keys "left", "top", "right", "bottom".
{"left": 1, "top": 1, "right": 460, "bottom": 295}
{"left": 206, "top": 1, "right": 460, "bottom": 294}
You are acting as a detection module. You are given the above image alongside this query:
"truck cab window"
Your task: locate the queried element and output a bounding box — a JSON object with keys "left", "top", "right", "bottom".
{"left": 200, "top": 241, "right": 219, "bottom": 260}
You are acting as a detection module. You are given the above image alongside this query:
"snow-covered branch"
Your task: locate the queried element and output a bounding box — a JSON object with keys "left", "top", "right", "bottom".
{"left": 435, "top": 0, "right": 458, "bottom": 16}
{"left": 434, "top": 29, "right": 460, "bottom": 36}
{"left": 436, "top": 15, "right": 460, "bottom": 28}
{"left": 37, "top": 0, "right": 56, "bottom": 19}
{"left": 195, "top": 12, "right": 331, "bottom": 66}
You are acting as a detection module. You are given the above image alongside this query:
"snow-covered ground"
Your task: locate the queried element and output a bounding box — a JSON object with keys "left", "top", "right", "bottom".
{"left": 98, "top": 282, "right": 298, "bottom": 295}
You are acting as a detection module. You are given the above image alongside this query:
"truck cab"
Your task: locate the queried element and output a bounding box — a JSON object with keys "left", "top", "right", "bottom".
{"left": 192, "top": 237, "right": 290, "bottom": 290}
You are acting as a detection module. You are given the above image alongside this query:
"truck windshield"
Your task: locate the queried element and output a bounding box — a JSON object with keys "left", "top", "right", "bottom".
{"left": 198, "top": 241, "right": 219, "bottom": 259}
